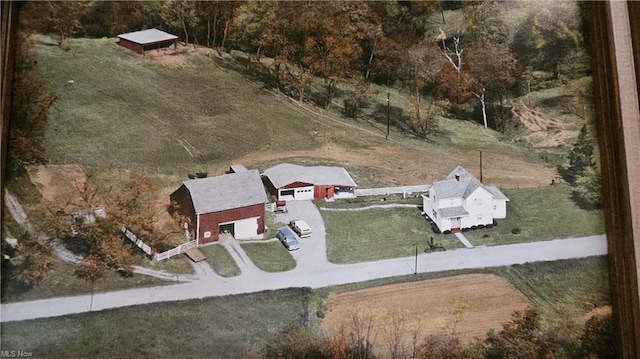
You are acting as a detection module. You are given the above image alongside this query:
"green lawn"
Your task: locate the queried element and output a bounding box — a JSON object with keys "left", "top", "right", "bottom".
{"left": 199, "top": 244, "right": 241, "bottom": 277}
{"left": 35, "top": 35, "right": 321, "bottom": 175}
{"left": 1, "top": 259, "right": 171, "bottom": 303}
{"left": 240, "top": 241, "right": 296, "bottom": 272}
{"left": 0, "top": 288, "right": 313, "bottom": 359}
{"left": 463, "top": 184, "right": 605, "bottom": 246}
{"left": 488, "top": 256, "right": 611, "bottom": 328}
{"left": 323, "top": 207, "right": 464, "bottom": 264}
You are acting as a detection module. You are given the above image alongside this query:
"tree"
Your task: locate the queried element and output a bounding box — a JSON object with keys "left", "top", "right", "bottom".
{"left": 462, "top": 1, "right": 508, "bottom": 44}
{"left": 232, "top": 1, "right": 278, "bottom": 67}
{"left": 465, "top": 42, "right": 519, "bottom": 129}
{"left": 46, "top": 1, "right": 89, "bottom": 46}
{"left": 160, "top": 0, "right": 200, "bottom": 46}
{"left": 7, "top": 33, "right": 57, "bottom": 173}
{"left": 511, "top": 2, "right": 583, "bottom": 78}
{"left": 566, "top": 125, "right": 595, "bottom": 185}
{"left": 573, "top": 165, "right": 603, "bottom": 209}
{"left": 74, "top": 255, "right": 105, "bottom": 311}
{"left": 579, "top": 312, "right": 615, "bottom": 358}
{"left": 483, "top": 307, "right": 545, "bottom": 359}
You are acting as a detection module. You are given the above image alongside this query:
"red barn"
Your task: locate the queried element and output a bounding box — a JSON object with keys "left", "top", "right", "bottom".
{"left": 263, "top": 163, "right": 357, "bottom": 201}
{"left": 117, "top": 29, "right": 178, "bottom": 55}
{"left": 170, "top": 169, "right": 268, "bottom": 245}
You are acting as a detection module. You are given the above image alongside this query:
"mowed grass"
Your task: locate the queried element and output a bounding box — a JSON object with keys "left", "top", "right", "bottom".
{"left": 240, "top": 241, "right": 296, "bottom": 272}
{"left": 489, "top": 256, "right": 611, "bottom": 327}
{"left": 323, "top": 207, "right": 464, "bottom": 264}
{"left": 34, "top": 35, "right": 320, "bottom": 174}
{"left": 199, "top": 244, "right": 241, "bottom": 277}
{"left": 1, "top": 259, "right": 170, "bottom": 303}
{"left": 0, "top": 288, "right": 313, "bottom": 359}
{"left": 322, "top": 184, "right": 604, "bottom": 263}
{"left": 463, "top": 184, "right": 605, "bottom": 246}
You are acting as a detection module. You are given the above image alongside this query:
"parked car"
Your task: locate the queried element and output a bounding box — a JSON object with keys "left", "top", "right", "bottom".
{"left": 289, "top": 219, "right": 312, "bottom": 238}
{"left": 277, "top": 227, "right": 300, "bottom": 251}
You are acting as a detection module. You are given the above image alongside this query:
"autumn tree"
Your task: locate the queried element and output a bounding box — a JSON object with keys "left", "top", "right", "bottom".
{"left": 465, "top": 42, "right": 519, "bottom": 129}
{"left": 7, "top": 33, "right": 57, "bottom": 174}
{"left": 159, "top": 0, "right": 200, "bottom": 46}
{"left": 1, "top": 231, "right": 52, "bottom": 298}
{"left": 75, "top": 255, "right": 105, "bottom": 311}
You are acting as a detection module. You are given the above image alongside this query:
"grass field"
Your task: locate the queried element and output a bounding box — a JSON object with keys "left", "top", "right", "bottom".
{"left": 0, "top": 288, "right": 314, "bottom": 359}
{"left": 1, "top": 258, "right": 170, "bottom": 303}
{"left": 323, "top": 207, "right": 464, "bottom": 264}
{"left": 322, "top": 184, "right": 605, "bottom": 264}
{"left": 240, "top": 241, "right": 296, "bottom": 272}
{"left": 462, "top": 184, "right": 605, "bottom": 245}
{"left": 0, "top": 257, "right": 609, "bottom": 358}
{"left": 199, "top": 244, "right": 241, "bottom": 277}
{"left": 35, "top": 36, "right": 321, "bottom": 175}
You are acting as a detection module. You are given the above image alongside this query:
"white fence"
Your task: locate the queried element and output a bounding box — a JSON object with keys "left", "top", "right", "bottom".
{"left": 122, "top": 227, "right": 153, "bottom": 256}
{"left": 154, "top": 240, "right": 197, "bottom": 261}
{"left": 355, "top": 185, "right": 431, "bottom": 198}
{"left": 122, "top": 227, "right": 197, "bottom": 261}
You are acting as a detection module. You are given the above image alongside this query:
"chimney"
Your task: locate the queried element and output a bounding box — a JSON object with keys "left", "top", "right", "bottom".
{"left": 455, "top": 173, "right": 460, "bottom": 181}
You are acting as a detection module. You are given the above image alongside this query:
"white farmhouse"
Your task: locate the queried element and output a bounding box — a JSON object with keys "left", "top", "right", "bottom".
{"left": 422, "top": 166, "right": 509, "bottom": 233}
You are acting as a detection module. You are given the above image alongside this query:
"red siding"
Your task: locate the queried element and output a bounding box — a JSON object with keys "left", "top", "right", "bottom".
{"left": 169, "top": 185, "right": 197, "bottom": 238}
{"left": 118, "top": 39, "right": 144, "bottom": 54}
{"left": 197, "top": 203, "right": 265, "bottom": 244}
{"left": 282, "top": 181, "right": 313, "bottom": 189}
{"left": 314, "top": 185, "right": 334, "bottom": 200}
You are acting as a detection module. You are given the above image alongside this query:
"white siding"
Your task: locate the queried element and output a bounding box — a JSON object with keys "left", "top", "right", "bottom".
{"left": 461, "top": 188, "right": 494, "bottom": 228}
{"left": 492, "top": 199, "right": 508, "bottom": 219}
{"left": 278, "top": 186, "right": 314, "bottom": 201}
{"left": 224, "top": 217, "right": 262, "bottom": 240}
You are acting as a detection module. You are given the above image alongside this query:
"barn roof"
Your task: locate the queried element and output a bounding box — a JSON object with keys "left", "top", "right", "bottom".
{"left": 117, "top": 29, "right": 178, "bottom": 45}
{"left": 180, "top": 169, "right": 267, "bottom": 214}
{"left": 263, "top": 163, "right": 357, "bottom": 189}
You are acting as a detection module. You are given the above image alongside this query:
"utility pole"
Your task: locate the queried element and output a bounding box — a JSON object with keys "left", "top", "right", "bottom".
{"left": 479, "top": 150, "right": 483, "bottom": 183}
{"left": 386, "top": 92, "right": 390, "bottom": 140}
{"left": 414, "top": 243, "right": 418, "bottom": 275}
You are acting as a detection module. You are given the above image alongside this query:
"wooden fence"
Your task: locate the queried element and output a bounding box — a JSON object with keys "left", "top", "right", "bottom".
{"left": 355, "top": 185, "right": 431, "bottom": 198}
{"left": 154, "top": 240, "right": 197, "bottom": 261}
{"left": 122, "top": 227, "right": 197, "bottom": 261}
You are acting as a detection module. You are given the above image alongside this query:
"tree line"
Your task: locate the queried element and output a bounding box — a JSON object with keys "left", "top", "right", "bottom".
{"left": 17, "top": 1, "right": 591, "bottom": 135}
{"left": 245, "top": 307, "right": 614, "bottom": 359}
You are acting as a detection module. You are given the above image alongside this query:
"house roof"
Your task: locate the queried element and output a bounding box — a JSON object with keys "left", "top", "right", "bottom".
{"left": 438, "top": 206, "right": 469, "bottom": 218}
{"left": 432, "top": 165, "right": 508, "bottom": 201}
{"left": 263, "top": 164, "right": 357, "bottom": 189}
{"left": 117, "top": 29, "right": 178, "bottom": 45}
{"left": 179, "top": 169, "right": 267, "bottom": 214}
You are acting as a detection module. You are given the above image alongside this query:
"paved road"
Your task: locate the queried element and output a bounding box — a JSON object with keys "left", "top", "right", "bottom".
{"left": 1, "top": 195, "right": 608, "bottom": 323}
{"left": 1, "top": 234, "right": 607, "bottom": 322}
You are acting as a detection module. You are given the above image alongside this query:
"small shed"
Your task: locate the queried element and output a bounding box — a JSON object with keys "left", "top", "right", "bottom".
{"left": 117, "top": 29, "right": 178, "bottom": 55}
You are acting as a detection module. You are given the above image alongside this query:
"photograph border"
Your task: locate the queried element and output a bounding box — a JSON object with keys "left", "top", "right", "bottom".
{"left": 0, "top": 1, "right": 638, "bottom": 356}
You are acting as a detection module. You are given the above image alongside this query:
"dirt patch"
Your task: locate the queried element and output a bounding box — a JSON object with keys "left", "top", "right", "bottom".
{"left": 145, "top": 51, "right": 189, "bottom": 67}
{"left": 321, "top": 274, "right": 530, "bottom": 354}
{"left": 210, "top": 131, "right": 556, "bottom": 189}
{"left": 27, "top": 164, "right": 92, "bottom": 209}
{"left": 511, "top": 102, "right": 582, "bottom": 148}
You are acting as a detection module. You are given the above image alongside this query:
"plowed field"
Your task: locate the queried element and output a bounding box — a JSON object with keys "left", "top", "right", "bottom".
{"left": 321, "top": 274, "right": 530, "bottom": 353}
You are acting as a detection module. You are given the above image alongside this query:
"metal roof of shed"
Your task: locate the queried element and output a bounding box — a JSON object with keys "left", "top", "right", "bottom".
{"left": 180, "top": 169, "right": 267, "bottom": 214}
{"left": 117, "top": 29, "right": 178, "bottom": 45}
{"left": 263, "top": 163, "right": 357, "bottom": 189}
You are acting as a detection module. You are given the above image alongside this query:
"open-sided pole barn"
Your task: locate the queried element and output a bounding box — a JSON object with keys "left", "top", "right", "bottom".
{"left": 117, "top": 29, "right": 178, "bottom": 55}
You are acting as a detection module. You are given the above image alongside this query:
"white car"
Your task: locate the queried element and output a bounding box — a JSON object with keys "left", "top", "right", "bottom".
{"left": 289, "top": 219, "right": 312, "bottom": 238}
